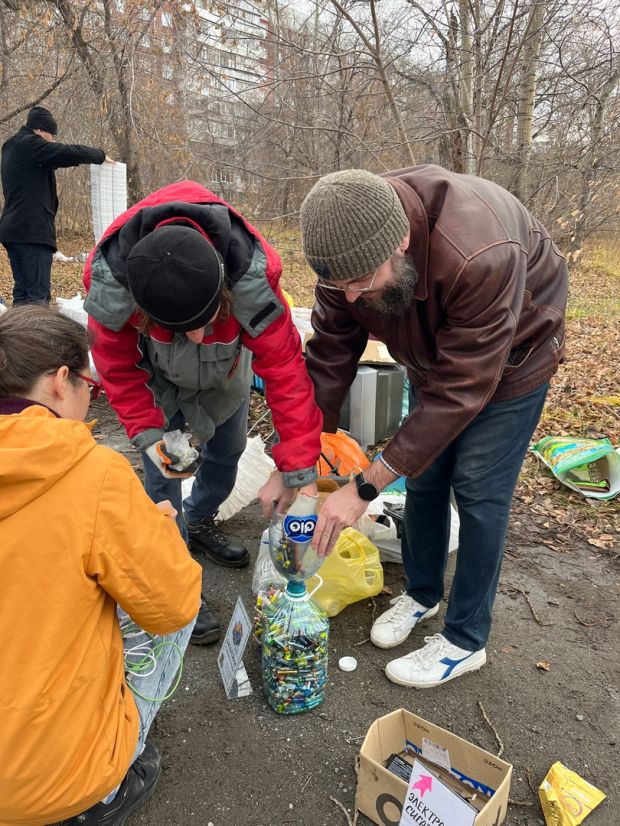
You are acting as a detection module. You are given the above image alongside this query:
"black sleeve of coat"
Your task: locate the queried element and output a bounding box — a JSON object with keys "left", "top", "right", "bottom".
{"left": 30, "top": 136, "right": 106, "bottom": 169}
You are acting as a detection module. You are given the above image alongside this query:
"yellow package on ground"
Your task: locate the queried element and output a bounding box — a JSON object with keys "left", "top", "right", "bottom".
{"left": 308, "top": 528, "right": 383, "bottom": 616}
{"left": 539, "top": 761, "right": 606, "bottom": 825}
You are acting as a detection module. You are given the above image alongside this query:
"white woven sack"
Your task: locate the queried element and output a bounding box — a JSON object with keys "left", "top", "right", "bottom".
{"left": 181, "top": 434, "right": 275, "bottom": 522}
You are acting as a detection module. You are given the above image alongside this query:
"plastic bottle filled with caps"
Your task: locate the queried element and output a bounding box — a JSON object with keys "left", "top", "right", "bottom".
{"left": 261, "top": 579, "right": 329, "bottom": 715}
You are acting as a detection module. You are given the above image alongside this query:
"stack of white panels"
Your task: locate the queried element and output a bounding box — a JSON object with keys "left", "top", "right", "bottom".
{"left": 90, "top": 161, "right": 128, "bottom": 242}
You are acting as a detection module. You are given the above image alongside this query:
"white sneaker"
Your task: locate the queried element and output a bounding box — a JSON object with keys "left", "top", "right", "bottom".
{"left": 385, "top": 634, "right": 486, "bottom": 688}
{"left": 370, "top": 594, "right": 439, "bottom": 649}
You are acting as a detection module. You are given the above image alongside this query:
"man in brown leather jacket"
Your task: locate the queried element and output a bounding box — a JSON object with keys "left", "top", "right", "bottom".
{"left": 300, "top": 166, "right": 568, "bottom": 688}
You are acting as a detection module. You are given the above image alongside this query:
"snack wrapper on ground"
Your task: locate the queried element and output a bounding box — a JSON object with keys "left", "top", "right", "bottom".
{"left": 538, "top": 761, "right": 606, "bottom": 826}
{"left": 531, "top": 436, "right": 620, "bottom": 500}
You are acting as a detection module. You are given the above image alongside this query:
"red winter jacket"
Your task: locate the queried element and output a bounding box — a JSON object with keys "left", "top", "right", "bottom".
{"left": 83, "top": 181, "right": 321, "bottom": 484}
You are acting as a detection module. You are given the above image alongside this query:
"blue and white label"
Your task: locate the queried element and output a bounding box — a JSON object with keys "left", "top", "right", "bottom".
{"left": 283, "top": 514, "right": 318, "bottom": 544}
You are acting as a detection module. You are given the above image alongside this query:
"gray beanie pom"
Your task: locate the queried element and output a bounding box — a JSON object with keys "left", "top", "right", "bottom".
{"left": 300, "top": 170, "right": 409, "bottom": 282}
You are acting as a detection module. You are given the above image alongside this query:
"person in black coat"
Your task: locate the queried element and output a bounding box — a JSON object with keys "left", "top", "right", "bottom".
{"left": 0, "top": 106, "right": 114, "bottom": 305}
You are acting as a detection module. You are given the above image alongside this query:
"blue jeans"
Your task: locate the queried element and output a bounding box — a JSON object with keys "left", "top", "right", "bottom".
{"left": 142, "top": 397, "right": 249, "bottom": 541}
{"left": 3, "top": 242, "right": 53, "bottom": 305}
{"left": 402, "top": 382, "right": 549, "bottom": 651}
{"left": 102, "top": 607, "right": 197, "bottom": 803}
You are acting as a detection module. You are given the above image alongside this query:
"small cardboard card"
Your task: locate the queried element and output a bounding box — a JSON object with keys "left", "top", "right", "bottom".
{"left": 399, "top": 759, "right": 477, "bottom": 826}
{"left": 302, "top": 331, "right": 395, "bottom": 364}
{"left": 217, "top": 596, "right": 252, "bottom": 698}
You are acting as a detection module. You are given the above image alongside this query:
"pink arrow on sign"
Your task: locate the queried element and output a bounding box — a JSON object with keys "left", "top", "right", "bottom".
{"left": 412, "top": 774, "right": 433, "bottom": 797}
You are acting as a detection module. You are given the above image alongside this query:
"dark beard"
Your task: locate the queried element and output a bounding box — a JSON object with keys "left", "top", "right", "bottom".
{"left": 357, "top": 255, "right": 418, "bottom": 316}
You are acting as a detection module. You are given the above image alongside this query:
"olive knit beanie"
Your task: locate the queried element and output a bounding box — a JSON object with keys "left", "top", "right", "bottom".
{"left": 300, "top": 169, "right": 409, "bottom": 281}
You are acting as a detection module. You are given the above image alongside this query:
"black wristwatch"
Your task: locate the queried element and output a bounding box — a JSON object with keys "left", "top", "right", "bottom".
{"left": 354, "top": 471, "right": 379, "bottom": 502}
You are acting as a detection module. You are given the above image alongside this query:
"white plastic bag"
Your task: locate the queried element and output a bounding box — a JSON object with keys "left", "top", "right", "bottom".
{"left": 360, "top": 500, "right": 460, "bottom": 565}
{"left": 57, "top": 293, "right": 88, "bottom": 327}
{"left": 252, "top": 528, "right": 286, "bottom": 595}
{"left": 181, "top": 434, "right": 275, "bottom": 522}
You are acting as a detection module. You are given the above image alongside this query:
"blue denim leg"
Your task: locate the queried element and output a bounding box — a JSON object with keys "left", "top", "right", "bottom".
{"left": 402, "top": 383, "right": 549, "bottom": 651}
{"left": 183, "top": 396, "right": 249, "bottom": 524}
{"left": 4, "top": 242, "right": 53, "bottom": 305}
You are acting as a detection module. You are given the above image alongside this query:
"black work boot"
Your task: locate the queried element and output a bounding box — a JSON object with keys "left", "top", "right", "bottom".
{"left": 190, "top": 596, "right": 221, "bottom": 646}
{"left": 55, "top": 740, "right": 161, "bottom": 824}
{"left": 186, "top": 516, "right": 249, "bottom": 568}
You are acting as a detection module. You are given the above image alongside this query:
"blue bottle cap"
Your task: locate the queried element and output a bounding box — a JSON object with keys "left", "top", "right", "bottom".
{"left": 286, "top": 580, "right": 307, "bottom": 598}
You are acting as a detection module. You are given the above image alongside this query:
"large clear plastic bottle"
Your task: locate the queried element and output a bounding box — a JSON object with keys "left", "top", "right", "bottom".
{"left": 261, "top": 579, "right": 329, "bottom": 715}
{"left": 269, "top": 492, "right": 322, "bottom": 581}
{"left": 262, "top": 491, "right": 329, "bottom": 714}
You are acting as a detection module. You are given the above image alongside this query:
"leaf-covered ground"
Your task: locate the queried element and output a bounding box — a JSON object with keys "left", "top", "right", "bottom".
{"left": 1, "top": 233, "right": 617, "bottom": 555}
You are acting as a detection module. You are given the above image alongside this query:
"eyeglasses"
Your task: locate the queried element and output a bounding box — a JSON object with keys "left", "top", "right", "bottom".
{"left": 318, "top": 268, "right": 379, "bottom": 294}
{"left": 71, "top": 371, "right": 104, "bottom": 400}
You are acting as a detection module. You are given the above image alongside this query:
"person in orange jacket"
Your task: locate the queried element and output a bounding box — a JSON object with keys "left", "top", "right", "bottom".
{"left": 0, "top": 306, "right": 202, "bottom": 826}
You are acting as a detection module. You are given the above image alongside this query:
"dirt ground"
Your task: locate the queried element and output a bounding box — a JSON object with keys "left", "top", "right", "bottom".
{"left": 91, "top": 398, "right": 618, "bottom": 826}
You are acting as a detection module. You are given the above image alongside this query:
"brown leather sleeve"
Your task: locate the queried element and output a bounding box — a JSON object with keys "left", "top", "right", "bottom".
{"left": 305, "top": 287, "right": 368, "bottom": 432}
{"left": 382, "top": 241, "right": 525, "bottom": 477}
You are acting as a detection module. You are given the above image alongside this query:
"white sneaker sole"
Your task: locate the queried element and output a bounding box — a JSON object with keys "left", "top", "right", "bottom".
{"left": 385, "top": 650, "right": 487, "bottom": 688}
{"left": 370, "top": 603, "right": 440, "bottom": 649}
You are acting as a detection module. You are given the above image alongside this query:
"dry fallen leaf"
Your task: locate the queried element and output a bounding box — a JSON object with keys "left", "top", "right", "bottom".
{"left": 536, "top": 660, "right": 552, "bottom": 671}
{"left": 588, "top": 538, "right": 612, "bottom": 549}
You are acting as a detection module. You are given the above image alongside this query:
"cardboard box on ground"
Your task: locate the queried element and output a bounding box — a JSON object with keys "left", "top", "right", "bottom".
{"left": 356, "top": 709, "right": 512, "bottom": 826}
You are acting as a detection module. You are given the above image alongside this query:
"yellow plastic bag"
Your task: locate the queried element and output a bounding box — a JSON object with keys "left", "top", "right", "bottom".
{"left": 307, "top": 528, "right": 383, "bottom": 617}
{"left": 539, "top": 762, "right": 606, "bottom": 826}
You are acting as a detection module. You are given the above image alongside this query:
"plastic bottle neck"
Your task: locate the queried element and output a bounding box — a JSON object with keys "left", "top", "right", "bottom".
{"left": 286, "top": 580, "right": 308, "bottom": 600}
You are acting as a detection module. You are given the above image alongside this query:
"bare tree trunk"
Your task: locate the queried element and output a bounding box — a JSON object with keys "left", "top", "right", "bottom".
{"left": 101, "top": 0, "right": 145, "bottom": 200}
{"left": 330, "top": 0, "right": 416, "bottom": 166}
{"left": 47, "top": 0, "right": 146, "bottom": 202}
{"left": 512, "top": 1, "right": 545, "bottom": 202}
{"left": 458, "top": 0, "right": 474, "bottom": 173}
{"left": 572, "top": 67, "right": 620, "bottom": 250}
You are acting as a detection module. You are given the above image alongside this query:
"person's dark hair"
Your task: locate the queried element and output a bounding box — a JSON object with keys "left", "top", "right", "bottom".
{"left": 0, "top": 306, "right": 90, "bottom": 398}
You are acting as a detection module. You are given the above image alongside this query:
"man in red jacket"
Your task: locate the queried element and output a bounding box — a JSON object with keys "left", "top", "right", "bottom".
{"left": 299, "top": 167, "right": 568, "bottom": 688}
{"left": 84, "top": 181, "right": 322, "bottom": 645}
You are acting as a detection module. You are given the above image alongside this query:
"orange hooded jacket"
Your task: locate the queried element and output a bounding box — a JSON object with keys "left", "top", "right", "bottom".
{"left": 0, "top": 405, "right": 201, "bottom": 825}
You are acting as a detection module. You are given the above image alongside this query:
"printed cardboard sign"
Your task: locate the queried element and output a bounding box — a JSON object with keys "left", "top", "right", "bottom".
{"left": 399, "top": 759, "right": 477, "bottom": 826}
{"left": 217, "top": 595, "right": 252, "bottom": 698}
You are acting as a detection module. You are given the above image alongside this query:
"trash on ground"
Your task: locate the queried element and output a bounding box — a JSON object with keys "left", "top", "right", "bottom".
{"left": 338, "top": 656, "right": 357, "bottom": 672}
{"left": 57, "top": 293, "right": 88, "bottom": 326}
{"left": 538, "top": 761, "right": 606, "bottom": 825}
{"left": 364, "top": 499, "right": 460, "bottom": 564}
{"left": 531, "top": 436, "right": 620, "bottom": 500}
